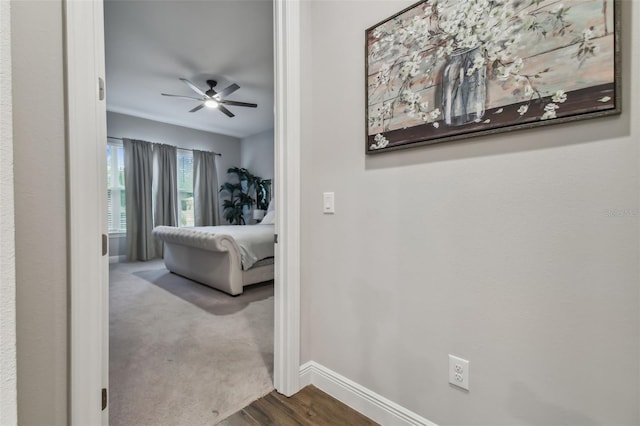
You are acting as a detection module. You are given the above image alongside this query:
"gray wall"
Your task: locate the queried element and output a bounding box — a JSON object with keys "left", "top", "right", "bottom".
{"left": 107, "top": 111, "right": 242, "bottom": 256}
{"left": 9, "top": 0, "right": 640, "bottom": 424}
{"left": 107, "top": 111, "right": 241, "bottom": 178}
{"left": 300, "top": 1, "right": 639, "bottom": 425}
{"left": 11, "top": 0, "right": 68, "bottom": 424}
{"left": 241, "top": 128, "right": 275, "bottom": 183}
{"left": 241, "top": 128, "right": 274, "bottom": 223}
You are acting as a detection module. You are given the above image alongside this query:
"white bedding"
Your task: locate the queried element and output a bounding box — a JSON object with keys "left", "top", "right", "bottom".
{"left": 152, "top": 224, "right": 274, "bottom": 270}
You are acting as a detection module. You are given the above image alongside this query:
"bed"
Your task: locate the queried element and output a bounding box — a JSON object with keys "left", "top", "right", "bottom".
{"left": 152, "top": 222, "right": 275, "bottom": 296}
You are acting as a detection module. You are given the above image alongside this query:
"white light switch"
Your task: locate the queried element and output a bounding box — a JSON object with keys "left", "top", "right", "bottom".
{"left": 323, "top": 192, "right": 335, "bottom": 214}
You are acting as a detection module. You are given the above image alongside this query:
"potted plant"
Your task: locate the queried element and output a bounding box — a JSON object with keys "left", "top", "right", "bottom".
{"left": 219, "top": 167, "right": 271, "bottom": 225}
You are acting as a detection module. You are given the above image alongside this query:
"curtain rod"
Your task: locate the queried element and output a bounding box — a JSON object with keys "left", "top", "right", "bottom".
{"left": 107, "top": 136, "right": 222, "bottom": 157}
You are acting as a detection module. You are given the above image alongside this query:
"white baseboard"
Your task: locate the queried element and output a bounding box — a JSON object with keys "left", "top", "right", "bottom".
{"left": 299, "top": 361, "right": 437, "bottom": 426}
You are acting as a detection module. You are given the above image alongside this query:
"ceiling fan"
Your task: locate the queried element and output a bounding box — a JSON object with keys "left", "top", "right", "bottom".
{"left": 161, "top": 78, "right": 257, "bottom": 118}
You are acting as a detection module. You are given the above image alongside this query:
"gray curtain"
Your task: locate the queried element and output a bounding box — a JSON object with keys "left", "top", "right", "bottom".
{"left": 153, "top": 143, "right": 179, "bottom": 255}
{"left": 124, "top": 138, "right": 156, "bottom": 261}
{"left": 193, "top": 149, "right": 219, "bottom": 226}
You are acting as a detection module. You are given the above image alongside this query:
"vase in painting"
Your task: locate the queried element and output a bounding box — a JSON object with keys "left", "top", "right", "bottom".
{"left": 441, "top": 46, "right": 487, "bottom": 126}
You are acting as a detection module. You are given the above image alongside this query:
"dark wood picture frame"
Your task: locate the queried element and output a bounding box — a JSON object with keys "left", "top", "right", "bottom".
{"left": 365, "top": 0, "right": 621, "bottom": 154}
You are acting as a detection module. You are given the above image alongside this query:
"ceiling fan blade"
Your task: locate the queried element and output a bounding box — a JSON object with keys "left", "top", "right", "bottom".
{"left": 162, "top": 93, "right": 203, "bottom": 101}
{"left": 220, "top": 100, "right": 258, "bottom": 108}
{"left": 218, "top": 105, "right": 235, "bottom": 118}
{"left": 180, "top": 78, "right": 207, "bottom": 97}
{"left": 189, "top": 104, "right": 205, "bottom": 113}
{"left": 215, "top": 83, "right": 240, "bottom": 99}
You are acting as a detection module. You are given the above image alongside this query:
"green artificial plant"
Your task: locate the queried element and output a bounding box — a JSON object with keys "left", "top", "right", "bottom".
{"left": 219, "top": 167, "right": 271, "bottom": 225}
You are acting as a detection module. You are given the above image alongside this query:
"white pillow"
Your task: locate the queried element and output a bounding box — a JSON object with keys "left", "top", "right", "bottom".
{"left": 267, "top": 199, "right": 275, "bottom": 212}
{"left": 261, "top": 210, "right": 276, "bottom": 225}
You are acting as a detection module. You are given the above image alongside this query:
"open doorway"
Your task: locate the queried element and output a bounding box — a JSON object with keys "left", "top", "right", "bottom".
{"left": 66, "top": 1, "right": 301, "bottom": 422}
{"left": 104, "top": 1, "right": 276, "bottom": 424}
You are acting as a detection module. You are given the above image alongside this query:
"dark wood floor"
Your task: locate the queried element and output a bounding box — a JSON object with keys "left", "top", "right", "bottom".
{"left": 218, "top": 385, "right": 379, "bottom": 426}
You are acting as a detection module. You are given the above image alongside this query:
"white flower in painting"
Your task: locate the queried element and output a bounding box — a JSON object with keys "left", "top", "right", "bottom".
{"left": 368, "top": 114, "right": 382, "bottom": 128}
{"left": 375, "top": 63, "right": 391, "bottom": 87}
{"left": 483, "top": 119, "right": 491, "bottom": 124}
{"left": 553, "top": 3, "right": 565, "bottom": 13}
{"left": 524, "top": 84, "right": 534, "bottom": 98}
{"left": 399, "top": 61, "right": 420, "bottom": 79}
{"left": 552, "top": 90, "right": 567, "bottom": 103}
{"left": 517, "top": 104, "right": 529, "bottom": 116}
{"left": 400, "top": 90, "right": 417, "bottom": 103}
{"left": 467, "top": 53, "right": 486, "bottom": 77}
{"left": 380, "top": 101, "right": 392, "bottom": 117}
{"left": 375, "top": 133, "right": 388, "bottom": 146}
{"left": 510, "top": 57, "right": 524, "bottom": 74}
{"left": 598, "top": 96, "right": 612, "bottom": 102}
{"left": 433, "top": 121, "right": 440, "bottom": 128}
{"left": 430, "top": 108, "right": 441, "bottom": 120}
{"left": 582, "top": 28, "right": 594, "bottom": 40}
{"left": 370, "top": 133, "right": 389, "bottom": 150}
{"left": 473, "top": 53, "right": 486, "bottom": 69}
{"left": 494, "top": 108, "right": 504, "bottom": 114}
{"left": 496, "top": 66, "right": 510, "bottom": 81}
{"left": 541, "top": 103, "right": 559, "bottom": 120}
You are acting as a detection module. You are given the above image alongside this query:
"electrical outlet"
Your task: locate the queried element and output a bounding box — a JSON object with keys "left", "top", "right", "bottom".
{"left": 449, "top": 354, "right": 469, "bottom": 391}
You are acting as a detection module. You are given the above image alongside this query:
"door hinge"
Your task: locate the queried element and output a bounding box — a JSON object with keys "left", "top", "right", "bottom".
{"left": 274, "top": 234, "right": 278, "bottom": 244}
{"left": 98, "top": 77, "right": 105, "bottom": 101}
{"left": 102, "top": 388, "right": 107, "bottom": 410}
{"left": 102, "top": 234, "right": 108, "bottom": 256}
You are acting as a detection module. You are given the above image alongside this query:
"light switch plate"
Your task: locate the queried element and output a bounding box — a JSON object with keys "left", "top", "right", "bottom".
{"left": 323, "top": 192, "right": 335, "bottom": 214}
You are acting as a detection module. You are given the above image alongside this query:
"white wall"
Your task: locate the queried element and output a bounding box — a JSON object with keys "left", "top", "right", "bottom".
{"left": 0, "top": 0, "right": 17, "bottom": 423}
{"left": 11, "top": 0, "right": 68, "bottom": 423}
{"left": 106, "top": 111, "right": 242, "bottom": 255}
{"left": 300, "top": 1, "right": 639, "bottom": 425}
{"left": 241, "top": 128, "right": 275, "bottom": 183}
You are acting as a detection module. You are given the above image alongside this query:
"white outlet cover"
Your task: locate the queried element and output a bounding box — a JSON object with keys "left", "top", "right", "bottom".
{"left": 449, "top": 354, "right": 470, "bottom": 391}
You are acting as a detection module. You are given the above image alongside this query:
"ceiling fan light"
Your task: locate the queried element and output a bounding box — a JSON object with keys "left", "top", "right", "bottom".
{"left": 204, "top": 99, "right": 219, "bottom": 108}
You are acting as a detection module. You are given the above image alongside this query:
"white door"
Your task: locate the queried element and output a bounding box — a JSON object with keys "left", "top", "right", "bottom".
{"left": 66, "top": 1, "right": 109, "bottom": 424}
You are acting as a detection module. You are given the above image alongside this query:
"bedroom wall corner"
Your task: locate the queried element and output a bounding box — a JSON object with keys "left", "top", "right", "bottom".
{"left": 299, "top": 0, "right": 314, "bottom": 366}
{"left": 240, "top": 128, "right": 275, "bottom": 183}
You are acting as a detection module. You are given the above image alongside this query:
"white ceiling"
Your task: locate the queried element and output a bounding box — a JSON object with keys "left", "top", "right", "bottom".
{"left": 104, "top": 0, "right": 274, "bottom": 139}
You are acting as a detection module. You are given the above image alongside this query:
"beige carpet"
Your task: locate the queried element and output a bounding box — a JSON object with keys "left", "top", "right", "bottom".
{"left": 109, "top": 260, "right": 274, "bottom": 426}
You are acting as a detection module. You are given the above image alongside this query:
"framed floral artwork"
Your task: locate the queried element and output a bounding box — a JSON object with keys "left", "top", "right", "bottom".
{"left": 365, "top": 0, "right": 620, "bottom": 154}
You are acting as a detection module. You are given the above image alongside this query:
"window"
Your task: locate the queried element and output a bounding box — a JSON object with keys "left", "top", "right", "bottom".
{"left": 107, "top": 143, "right": 126, "bottom": 233}
{"left": 177, "top": 149, "right": 194, "bottom": 227}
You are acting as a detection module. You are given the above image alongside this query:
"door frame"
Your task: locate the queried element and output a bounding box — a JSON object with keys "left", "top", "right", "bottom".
{"left": 65, "top": 0, "right": 302, "bottom": 424}
{"left": 0, "top": 0, "right": 17, "bottom": 423}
